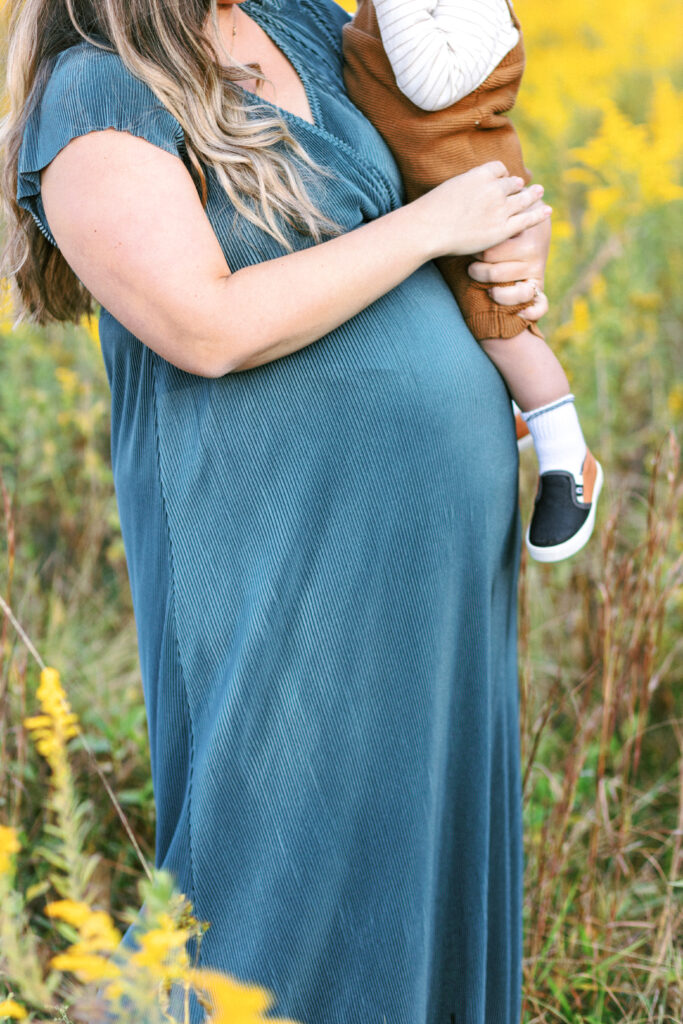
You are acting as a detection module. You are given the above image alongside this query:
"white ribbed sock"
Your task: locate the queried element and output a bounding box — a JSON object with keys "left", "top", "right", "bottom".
{"left": 522, "top": 394, "right": 587, "bottom": 478}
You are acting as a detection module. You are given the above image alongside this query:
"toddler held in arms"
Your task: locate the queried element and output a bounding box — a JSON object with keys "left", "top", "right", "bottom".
{"left": 342, "top": 0, "right": 603, "bottom": 562}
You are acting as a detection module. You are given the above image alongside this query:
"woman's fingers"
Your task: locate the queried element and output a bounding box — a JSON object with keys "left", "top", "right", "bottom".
{"left": 487, "top": 160, "right": 511, "bottom": 178}
{"left": 501, "top": 174, "right": 527, "bottom": 194}
{"left": 508, "top": 201, "right": 553, "bottom": 235}
{"left": 506, "top": 182, "right": 544, "bottom": 210}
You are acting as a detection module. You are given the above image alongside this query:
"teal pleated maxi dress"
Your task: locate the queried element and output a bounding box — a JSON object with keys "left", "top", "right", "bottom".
{"left": 17, "top": 0, "right": 524, "bottom": 1019}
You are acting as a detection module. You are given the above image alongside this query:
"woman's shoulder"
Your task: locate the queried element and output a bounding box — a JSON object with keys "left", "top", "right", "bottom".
{"left": 39, "top": 40, "right": 128, "bottom": 103}
{"left": 51, "top": 36, "right": 127, "bottom": 69}
{"left": 21, "top": 37, "right": 185, "bottom": 164}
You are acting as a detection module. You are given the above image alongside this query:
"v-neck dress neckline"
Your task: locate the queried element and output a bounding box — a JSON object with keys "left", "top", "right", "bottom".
{"left": 235, "top": 0, "right": 405, "bottom": 215}
{"left": 237, "top": 0, "right": 325, "bottom": 133}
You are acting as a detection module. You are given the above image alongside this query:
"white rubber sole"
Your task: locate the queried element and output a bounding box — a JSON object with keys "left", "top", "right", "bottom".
{"left": 526, "top": 460, "right": 604, "bottom": 563}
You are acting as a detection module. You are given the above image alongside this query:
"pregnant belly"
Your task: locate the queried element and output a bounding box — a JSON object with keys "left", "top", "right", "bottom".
{"left": 252, "top": 259, "right": 516, "bottom": 474}
{"left": 153, "top": 259, "right": 517, "bottom": 520}
{"left": 154, "top": 257, "right": 518, "bottom": 553}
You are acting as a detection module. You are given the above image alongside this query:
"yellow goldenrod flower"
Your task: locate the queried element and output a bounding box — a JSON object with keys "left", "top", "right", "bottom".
{"left": 102, "top": 979, "right": 125, "bottom": 1002}
{"left": 78, "top": 312, "right": 101, "bottom": 347}
{"left": 571, "top": 297, "right": 590, "bottom": 336}
{"left": 630, "top": 291, "right": 662, "bottom": 312}
{"left": 0, "top": 278, "right": 15, "bottom": 334}
{"left": 35, "top": 667, "right": 80, "bottom": 736}
{"left": 22, "top": 714, "right": 52, "bottom": 730}
{"left": 54, "top": 366, "right": 80, "bottom": 395}
{"left": 47, "top": 900, "right": 122, "bottom": 960}
{"left": 0, "top": 825, "right": 21, "bottom": 875}
{"left": 37, "top": 665, "right": 60, "bottom": 693}
{"left": 24, "top": 667, "right": 80, "bottom": 788}
{"left": 46, "top": 901, "right": 120, "bottom": 937}
{"left": 129, "top": 925, "right": 190, "bottom": 979}
{"left": 0, "top": 998, "right": 28, "bottom": 1020}
{"left": 50, "top": 951, "right": 122, "bottom": 982}
{"left": 188, "top": 969, "right": 302, "bottom": 1023}
{"left": 588, "top": 275, "right": 607, "bottom": 302}
{"left": 551, "top": 220, "right": 573, "bottom": 242}
{"left": 46, "top": 899, "right": 100, "bottom": 928}
{"left": 667, "top": 385, "right": 683, "bottom": 418}
{"left": 79, "top": 910, "right": 122, "bottom": 950}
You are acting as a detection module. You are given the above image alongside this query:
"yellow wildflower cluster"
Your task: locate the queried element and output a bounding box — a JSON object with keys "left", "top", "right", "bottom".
{"left": 1, "top": 660, "right": 302, "bottom": 1023}
{"left": 78, "top": 312, "right": 101, "bottom": 348}
{"left": 0, "top": 276, "right": 14, "bottom": 333}
{"left": 0, "top": 997, "right": 27, "bottom": 1020}
{"left": 0, "top": 824, "right": 21, "bottom": 876}
{"left": 188, "top": 969, "right": 300, "bottom": 1024}
{"left": 23, "top": 667, "right": 79, "bottom": 786}
{"left": 46, "top": 899, "right": 123, "bottom": 984}
{"left": 0, "top": 828, "right": 29, "bottom": 1019}
{"left": 565, "top": 82, "right": 683, "bottom": 231}
{"left": 516, "top": 0, "right": 682, "bottom": 142}
{"left": 43, "top": 875, "right": 298, "bottom": 1024}
{"left": 515, "top": 0, "right": 682, "bottom": 235}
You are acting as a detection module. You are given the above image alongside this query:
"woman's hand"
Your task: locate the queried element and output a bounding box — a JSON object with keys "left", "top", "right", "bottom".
{"left": 466, "top": 199, "right": 552, "bottom": 320}
{"left": 414, "top": 161, "right": 552, "bottom": 259}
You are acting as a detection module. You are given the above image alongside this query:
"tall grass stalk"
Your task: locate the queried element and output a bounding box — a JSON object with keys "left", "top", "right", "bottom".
{"left": 519, "top": 432, "right": 682, "bottom": 1021}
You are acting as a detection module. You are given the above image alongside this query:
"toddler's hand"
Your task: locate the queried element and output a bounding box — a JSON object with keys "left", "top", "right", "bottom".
{"left": 466, "top": 201, "right": 552, "bottom": 316}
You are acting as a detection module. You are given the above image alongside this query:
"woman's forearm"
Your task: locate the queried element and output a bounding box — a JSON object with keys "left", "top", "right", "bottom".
{"left": 197, "top": 201, "right": 433, "bottom": 375}
{"left": 180, "top": 169, "right": 547, "bottom": 376}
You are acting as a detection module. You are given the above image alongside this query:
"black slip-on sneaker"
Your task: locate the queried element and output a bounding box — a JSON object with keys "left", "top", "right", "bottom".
{"left": 526, "top": 448, "right": 604, "bottom": 563}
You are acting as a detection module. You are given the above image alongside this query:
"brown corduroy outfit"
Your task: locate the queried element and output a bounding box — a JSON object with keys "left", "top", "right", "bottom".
{"left": 341, "top": 0, "right": 545, "bottom": 341}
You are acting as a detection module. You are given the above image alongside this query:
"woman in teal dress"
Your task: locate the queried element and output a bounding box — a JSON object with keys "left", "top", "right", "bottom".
{"left": 4, "top": 0, "right": 551, "bottom": 1018}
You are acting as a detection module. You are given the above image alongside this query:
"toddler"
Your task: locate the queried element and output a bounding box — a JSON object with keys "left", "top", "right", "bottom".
{"left": 342, "top": 0, "right": 603, "bottom": 562}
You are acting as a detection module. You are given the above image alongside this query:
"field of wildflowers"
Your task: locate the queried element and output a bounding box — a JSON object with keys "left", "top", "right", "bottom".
{"left": 1, "top": 0, "right": 681, "bottom": 1019}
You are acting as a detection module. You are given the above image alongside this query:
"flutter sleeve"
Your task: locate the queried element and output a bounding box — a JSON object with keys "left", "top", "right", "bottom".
{"left": 17, "top": 42, "right": 186, "bottom": 247}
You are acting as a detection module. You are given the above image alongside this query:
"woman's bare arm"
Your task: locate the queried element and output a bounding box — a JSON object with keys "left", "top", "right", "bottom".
{"left": 40, "top": 129, "right": 550, "bottom": 376}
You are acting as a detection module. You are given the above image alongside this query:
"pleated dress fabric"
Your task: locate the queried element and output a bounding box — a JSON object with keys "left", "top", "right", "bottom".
{"left": 17, "top": 0, "right": 524, "bottom": 1020}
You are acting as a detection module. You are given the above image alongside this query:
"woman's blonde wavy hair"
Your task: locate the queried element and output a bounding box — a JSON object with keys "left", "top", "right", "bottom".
{"left": 0, "top": 0, "right": 346, "bottom": 325}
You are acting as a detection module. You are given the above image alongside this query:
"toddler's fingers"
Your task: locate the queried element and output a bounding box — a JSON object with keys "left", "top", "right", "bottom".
{"left": 519, "top": 288, "right": 549, "bottom": 321}
{"left": 488, "top": 279, "right": 539, "bottom": 307}
{"left": 467, "top": 258, "right": 530, "bottom": 283}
